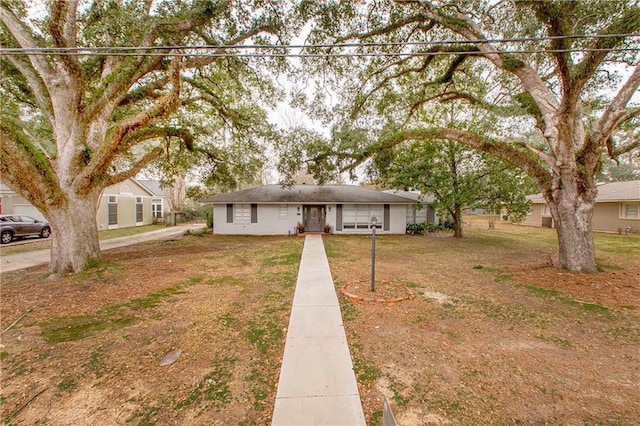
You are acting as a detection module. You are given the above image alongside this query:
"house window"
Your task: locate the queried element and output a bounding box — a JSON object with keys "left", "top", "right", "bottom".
{"left": 543, "top": 204, "right": 551, "bottom": 216}
{"left": 108, "top": 196, "right": 117, "bottom": 225}
{"left": 342, "top": 204, "right": 383, "bottom": 229}
{"left": 620, "top": 203, "right": 639, "bottom": 219}
{"left": 406, "top": 205, "right": 428, "bottom": 224}
{"left": 136, "top": 197, "right": 143, "bottom": 222}
{"left": 234, "top": 204, "right": 251, "bottom": 224}
{"left": 152, "top": 198, "right": 163, "bottom": 219}
{"left": 279, "top": 205, "right": 288, "bottom": 219}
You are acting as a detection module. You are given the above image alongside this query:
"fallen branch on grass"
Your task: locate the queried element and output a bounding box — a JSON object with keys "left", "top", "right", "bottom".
{"left": 1, "top": 309, "right": 32, "bottom": 335}
{"left": 6, "top": 386, "right": 50, "bottom": 421}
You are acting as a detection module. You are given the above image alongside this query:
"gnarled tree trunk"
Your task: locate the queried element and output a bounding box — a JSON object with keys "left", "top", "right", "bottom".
{"left": 46, "top": 192, "right": 102, "bottom": 273}
{"left": 545, "top": 173, "right": 598, "bottom": 273}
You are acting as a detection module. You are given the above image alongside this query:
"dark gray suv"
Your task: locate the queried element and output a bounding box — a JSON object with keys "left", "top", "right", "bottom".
{"left": 0, "top": 214, "right": 51, "bottom": 244}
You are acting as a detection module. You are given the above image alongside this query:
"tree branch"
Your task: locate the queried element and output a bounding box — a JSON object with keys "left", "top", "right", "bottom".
{"left": 103, "top": 147, "right": 164, "bottom": 188}
{"left": 572, "top": 6, "right": 640, "bottom": 90}
{"left": 2, "top": 55, "right": 54, "bottom": 125}
{"left": 346, "top": 127, "right": 552, "bottom": 189}
{"left": 528, "top": 1, "right": 574, "bottom": 86}
{"left": 76, "top": 58, "right": 183, "bottom": 193}
{"left": 591, "top": 66, "right": 640, "bottom": 150}
{"left": 0, "top": 3, "right": 54, "bottom": 81}
{"left": 395, "top": 1, "right": 561, "bottom": 142}
{"left": 183, "top": 26, "right": 274, "bottom": 69}
{"left": 49, "top": 0, "right": 82, "bottom": 81}
{"left": 337, "top": 13, "right": 429, "bottom": 42}
{"left": 0, "top": 122, "right": 63, "bottom": 212}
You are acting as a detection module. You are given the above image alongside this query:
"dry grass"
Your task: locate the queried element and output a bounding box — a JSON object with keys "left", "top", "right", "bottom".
{"left": 325, "top": 217, "right": 640, "bottom": 425}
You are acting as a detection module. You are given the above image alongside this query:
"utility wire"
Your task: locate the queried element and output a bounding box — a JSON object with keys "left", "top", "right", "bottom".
{"left": 2, "top": 48, "right": 637, "bottom": 58}
{"left": 0, "top": 33, "right": 638, "bottom": 56}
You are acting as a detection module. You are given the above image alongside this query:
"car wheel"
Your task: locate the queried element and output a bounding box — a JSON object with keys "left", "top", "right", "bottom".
{"left": 40, "top": 227, "right": 51, "bottom": 238}
{"left": 1, "top": 230, "right": 13, "bottom": 244}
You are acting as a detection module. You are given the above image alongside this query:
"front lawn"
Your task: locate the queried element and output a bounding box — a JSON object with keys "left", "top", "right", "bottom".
{"left": 1, "top": 218, "right": 638, "bottom": 425}
{"left": 326, "top": 217, "right": 640, "bottom": 425}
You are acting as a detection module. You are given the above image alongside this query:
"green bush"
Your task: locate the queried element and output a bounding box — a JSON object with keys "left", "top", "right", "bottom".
{"left": 406, "top": 222, "right": 453, "bottom": 234}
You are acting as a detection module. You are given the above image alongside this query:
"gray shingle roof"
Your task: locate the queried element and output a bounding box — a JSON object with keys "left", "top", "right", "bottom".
{"left": 528, "top": 180, "right": 640, "bottom": 203}
{"left": 201, "top": 185, "right": 415, "bottom": 204}
{"left": 137, "top": 179, "right": 167, "bottom": 197}
{"left": 383, "top": 189, "right": 435, "bottom": 204}
{"left": 595, "top": 180, "right": 640, "bottom": 201}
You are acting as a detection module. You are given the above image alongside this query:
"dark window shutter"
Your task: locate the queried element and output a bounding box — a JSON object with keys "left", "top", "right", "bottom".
{"left": 336, "top": 204, "right": 342, "bottom": 230}
{"left": 108, "top": 204, "right": 118, "bottom": 225}
{"left": 136, "top": 203, "right": 143, "bottom": 222}
{"left": 251, "top": 204, "right": 258, "bottom": 223}
{"left": 384, "top": 204, "right": 390, "bottom": 231}
{"left": 227, "top": 204, "right": 233, "bottom": 223}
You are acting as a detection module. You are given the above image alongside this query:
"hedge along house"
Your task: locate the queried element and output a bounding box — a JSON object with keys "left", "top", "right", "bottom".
{"left": 201, "top": 185, "right": 424, "bottom": 235}
{"left": 523, "top": 180, "right": 640, "bottom": 233}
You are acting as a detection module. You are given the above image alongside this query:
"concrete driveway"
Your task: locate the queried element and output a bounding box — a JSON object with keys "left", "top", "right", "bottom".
{"left": 0, "top": 224, "right": 207, "bottom": 274}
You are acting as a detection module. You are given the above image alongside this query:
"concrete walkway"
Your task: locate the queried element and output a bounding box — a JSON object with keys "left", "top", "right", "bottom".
{"left": 272, "top": 235, "right": 366, "bottom": 425}
{"left": 0, "top": 223, "right": 206, "bottom": 274}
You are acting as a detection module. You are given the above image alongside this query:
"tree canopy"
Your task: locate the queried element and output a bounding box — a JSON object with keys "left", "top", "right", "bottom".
{"left": 290, "top": 0, "right": 640, "bottom": 273}
{"left": 0, "top": 0, "right": 295, "bottom": 273}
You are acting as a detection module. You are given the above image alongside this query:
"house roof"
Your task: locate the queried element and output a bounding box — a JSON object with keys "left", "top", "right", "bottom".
{"left": 595, "top": 180, "right": 640, "bottom": 201}
{"left": 136, "top": 179, "right": 167, "bottom": 197}
{"left": 201, "top": 184, "right": 415, "bottom": 204}
{"left": 383, "top": 189, "right": 435, "bottom": 204}
{"left": 529, "top": 180, "right": 640, "bottom": 203}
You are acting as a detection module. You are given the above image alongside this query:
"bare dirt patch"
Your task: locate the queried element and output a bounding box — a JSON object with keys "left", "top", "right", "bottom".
{"left": 325, "top": 220, "right": 640, "bottom": 425}
{"left": 1, "top": 234, "right": 303, "bottom": 425}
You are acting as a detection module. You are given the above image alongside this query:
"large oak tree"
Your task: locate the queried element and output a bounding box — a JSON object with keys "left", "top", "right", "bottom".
{"left": 298, "top": 0, "right": 640, "bottom": 273}
{"left": 1, "top": 0, "right": 290, "bottom": 273}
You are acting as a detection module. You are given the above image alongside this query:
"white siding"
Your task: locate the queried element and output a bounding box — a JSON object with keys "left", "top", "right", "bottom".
{"left": 212, "top": 203, "right": 409, "bottom": 235}
{"left": 213, "top": 204, "right": 302, "bottom": 235}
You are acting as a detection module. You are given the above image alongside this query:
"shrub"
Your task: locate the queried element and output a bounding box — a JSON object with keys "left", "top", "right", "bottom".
{"left": 406, "top": 222, "right": 453, "bottom": 234}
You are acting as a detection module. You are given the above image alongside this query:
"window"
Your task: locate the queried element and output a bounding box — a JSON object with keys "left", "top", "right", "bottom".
{"left": 406, "top": 205, "right": 428, "bottom": 224}
{"left": 234, "top": 204, "right": 251, "bottom": 224}
{"left": 542, "top": 204, "right": 551, "bottom": 216}
{"left": 108, "top": 196, "right": 117, "bottom": 225}
{"left": 136, "top": 197, "right": 143, "bottom": 222}
{"left": 279, "top": 205, "right": 288, "bottom": 219}
{"left": 152, "top": 198, "right": 163, "bottom": 219}
{"left": 620, "top": 203, "right": 639, "bottom": 219}
{"left": 342, "top": 204, "right": 383, "bottom": 229}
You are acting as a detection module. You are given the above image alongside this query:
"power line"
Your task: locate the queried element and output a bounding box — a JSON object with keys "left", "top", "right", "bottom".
{"left": 0, "top": 33, "right": 638, "bottom": 56}
{"left": 2, "top": 47, "right": 637, "bottom": 58}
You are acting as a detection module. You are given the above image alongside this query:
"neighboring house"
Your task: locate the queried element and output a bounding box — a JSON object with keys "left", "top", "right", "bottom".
{"left": 0, "top": 183, "right": 47, "bottom": 220}
{"left": 96, "top": 179, "right": 157, "bottom": 230}
{"left": 523, "top": 180, "right": 640, "bottom": 233}
{"left": 201, "top": 184, "right": 432, "bottom": 235}
{"left": 0, "top": 178, "right": 164, "bottom": 230}
{"left": 137, "top": 179, "right": 171, "bottom": 223}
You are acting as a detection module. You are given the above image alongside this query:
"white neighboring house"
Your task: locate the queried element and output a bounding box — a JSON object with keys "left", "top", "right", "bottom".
{"left": 0, "top": 183, "right": 47, "bottom": 220}
{"left": 201, "top": 184, "right": 436, "bottom": 235}
{"left": 0, "top": 178, "right": 169, "bottom": 230}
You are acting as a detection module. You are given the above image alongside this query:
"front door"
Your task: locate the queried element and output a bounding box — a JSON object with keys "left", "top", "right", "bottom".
{"left": 304, "top": 205, "right": 325, "bottom": 232}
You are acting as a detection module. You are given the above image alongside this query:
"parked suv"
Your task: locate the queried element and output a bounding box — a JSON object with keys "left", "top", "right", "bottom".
{"left": 0, "top": 214, "right": 51, "bottom": 244}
